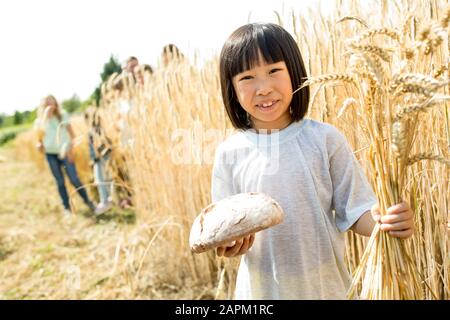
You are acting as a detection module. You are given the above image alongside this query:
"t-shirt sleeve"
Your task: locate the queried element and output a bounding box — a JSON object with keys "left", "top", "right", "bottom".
{"left": 211, "top": 145, "right": 235, "bottom": 203}
{"left": 59, "top": 112, "right": 71, "bottom": 133}
{"left": 62, "top": 111, "right": 70, "bottom": 124}
{"left": 328, "top": 129, "right": 377, "bottom": 232}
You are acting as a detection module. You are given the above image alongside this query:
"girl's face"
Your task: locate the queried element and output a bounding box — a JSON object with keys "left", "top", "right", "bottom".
{"left": 46, "top": 97, "right": 57, "bottom": 111}
{"left": 232, "top": 55, "right": 293, "bottom": 131}
{"left": 133, "top": 65, "right": 144, "bottom": 84}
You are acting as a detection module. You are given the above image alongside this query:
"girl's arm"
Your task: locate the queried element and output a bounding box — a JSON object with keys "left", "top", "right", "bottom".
{"left": 35, "top": 118, "right": 46, "bottom": 153}
{"left": 66, "top": 122, "right": 76, "bottom": 163}
{"left": 350, "top": 210, "right": 375, "bottom": 236}
{"left": 67, "top": 123, "right": 76, "bottom": 141}
{"left": 325, "top": 127, "right": 415, "bottom": 238}
{"left": 351, "top": 202, "right": 414, "bottom": 238}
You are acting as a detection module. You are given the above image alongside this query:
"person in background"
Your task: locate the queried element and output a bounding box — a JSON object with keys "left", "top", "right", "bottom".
{"left": 107, "top": 76, "right": 134, "bottom": 210}
{"left": 35, "top": 95, "right": 96, "bottom": 218}
{"left": 133, "top": 64, "right": 153, "bottom": 86}
{"left": 85, "top": 108, "right": 113, "bottom": 215}
{"left": 160, "top": 44, "right": 184, "bottom": 67}
{"left": 122, "top": 56, "right": 139, "bottom": 81}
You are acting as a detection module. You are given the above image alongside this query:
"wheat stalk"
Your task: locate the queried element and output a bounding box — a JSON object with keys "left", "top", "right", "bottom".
{"left": 300, "top": 1, "right": 450, "bottom": 300}
{"left": 407, "top": 152, "right": 450, "bottom": 166}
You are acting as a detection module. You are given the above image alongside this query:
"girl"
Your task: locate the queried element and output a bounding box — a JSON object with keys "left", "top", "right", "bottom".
{"left": 85, "top": 108, "right": 113, "bottom": 215}
{"left": 212, "top": 23, "right": 414, "bottom": 299}
{"left": 36, "top": 95, "right": 96, "bottom": 218}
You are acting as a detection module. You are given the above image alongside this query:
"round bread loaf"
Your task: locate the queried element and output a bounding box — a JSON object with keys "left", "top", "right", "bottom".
{"left": 189, "top": 192, "right": 284, "bottom": 254}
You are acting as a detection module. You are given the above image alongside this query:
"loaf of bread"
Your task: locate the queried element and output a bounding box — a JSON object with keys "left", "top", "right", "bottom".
{"left": 189, "top": 192, "right": 284, "bottom": 254}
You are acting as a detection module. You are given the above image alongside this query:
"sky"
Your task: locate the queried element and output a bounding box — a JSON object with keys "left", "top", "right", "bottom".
{"left": 0, "top": 0, "right": 327, "bottom": 115}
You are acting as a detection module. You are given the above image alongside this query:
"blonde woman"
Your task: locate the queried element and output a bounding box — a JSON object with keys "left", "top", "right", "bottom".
{"left": 35, "top": 95, "right": 96, "bottom": 217}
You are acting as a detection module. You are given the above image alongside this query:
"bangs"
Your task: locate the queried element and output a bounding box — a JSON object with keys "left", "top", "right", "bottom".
{"left": 227, "top": 26, "right": 285, "bottom": 77}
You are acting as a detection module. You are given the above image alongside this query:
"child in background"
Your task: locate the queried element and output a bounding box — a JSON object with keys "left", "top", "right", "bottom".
{"left": 85, "top": 108, "right": 113, "bottom": 215}
{"left": 133, "top": 64, "right": 154, "bottom": 86}
{"left": 160, "top": 44, "right": 185, "bottom": 67}
{"left": 122, "top": 56, "right": 139, "bottom": 81}
{"left": 212, "top": 23, "right": 414, "bottom": 299}
{"left": 36, "top": 95, "right": 96, "bottom": 218}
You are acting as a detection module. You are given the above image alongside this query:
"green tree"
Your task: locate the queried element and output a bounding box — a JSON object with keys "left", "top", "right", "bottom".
{"left": 62, "top": 94, "right": 82, "bottom": 113}
{"left": 28, "top": 109, "right": 37, "bottom": 123}
{"left": 13, "top": 111, "right": 23, "bottom": 125}
{"left": 20, "top": 110, "right": 36, "bottom": 124}
{"left": 101, "top": 55, "right": 122, "bottom": 82}
{"left": 92, "top": 55, "right": 122, "bottom": 106}
{"left": 80, "top": 97, "right": 95, "bottom": 112}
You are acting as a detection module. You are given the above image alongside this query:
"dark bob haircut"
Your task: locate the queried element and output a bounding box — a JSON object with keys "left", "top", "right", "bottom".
{"left": 219, "top": 23, "right": 310, "bottom": 129}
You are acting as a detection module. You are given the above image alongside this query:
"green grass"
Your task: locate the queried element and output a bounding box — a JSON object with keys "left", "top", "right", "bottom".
{"left": 0, "top": 123, "right": 32, "bottom": 134}
{"left": 0, "top": 124, "right": 32, "bottom": 146}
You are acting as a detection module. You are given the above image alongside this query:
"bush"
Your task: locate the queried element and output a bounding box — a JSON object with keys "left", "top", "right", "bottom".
{"left": 0, "top": 126, "right": 30, "bottom": 146}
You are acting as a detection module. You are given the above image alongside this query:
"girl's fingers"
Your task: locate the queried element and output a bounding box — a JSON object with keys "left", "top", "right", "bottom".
{"left": 380, "top": 220, "right": 413, "bottom": 232}
{"left": 224, "top": 238, "right": 244, "bottom": 257}
{"left": 217, "top": 240, "right": 236, "bottom": 256}
{"left": 225, "top": 240, "right": 236, "bottom": 248}
{"left": 371, "top": 210, "right": 381, "bottom": 223}
{"left": 216, "top": 246, "right": 226, "bottom": 257}
{"left": 386, "top": 202, "right": 410, "bottom": 215}
{"left": 388, "top": 228, "right": 414, "bottom": 239}
{"left": 371, "top": 204, "right": 381, "bottom": 222}
{"left": 248, "top": 234, "right": 255, "bottom": 249}
{"left": 380, "top": 211, "right": 412, "bottom": 224}
{"left": 237, "top": 236, "right": 250, "bottom": 255}
{"left": 218, "top": 234, "right": 255, "bottom": 258}
{"left": 238, "top": 234, "right": 255, "bottom": 255}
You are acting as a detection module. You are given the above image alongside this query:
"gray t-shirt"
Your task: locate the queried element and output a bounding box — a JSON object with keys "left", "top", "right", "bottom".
{"left": 211, "top": 119, "right": 376, "bottom": 299}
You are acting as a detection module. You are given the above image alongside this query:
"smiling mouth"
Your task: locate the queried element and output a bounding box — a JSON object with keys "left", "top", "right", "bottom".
{"left": 256, "top": 100, "right": 279, "bottom": 110}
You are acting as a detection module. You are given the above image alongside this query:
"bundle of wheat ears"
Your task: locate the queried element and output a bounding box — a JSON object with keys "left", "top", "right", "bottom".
{"left": 301, "top": 7, "right": 450, "bottom": 299}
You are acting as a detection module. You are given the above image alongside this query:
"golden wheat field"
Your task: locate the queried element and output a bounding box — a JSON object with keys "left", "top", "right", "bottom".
{"left": 0, "top": 0, "right": 448, "bottom": 300}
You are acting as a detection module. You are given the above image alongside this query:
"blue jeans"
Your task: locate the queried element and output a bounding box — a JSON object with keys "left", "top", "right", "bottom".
{"left": 93, "top": 156, "right": 112, "bottom": 205}
{"left": 45, "top": 153, "right": 93, "bottom": 210}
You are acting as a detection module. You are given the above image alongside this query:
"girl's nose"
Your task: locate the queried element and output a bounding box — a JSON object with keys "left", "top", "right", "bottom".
{"left": 256, "top": 79, "right": 273, "bottom": 96}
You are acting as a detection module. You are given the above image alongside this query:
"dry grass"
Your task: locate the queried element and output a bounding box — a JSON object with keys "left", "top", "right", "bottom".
{"left": 0, "top": 147, "right": 215, "bottom": 299}
{"left": 298, "top": 0, "right": 449, "bottom": 299}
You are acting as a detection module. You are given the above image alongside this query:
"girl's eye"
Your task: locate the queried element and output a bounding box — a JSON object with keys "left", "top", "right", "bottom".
{"left": 239, "top": 75, "right": 253, "bottom": 81}
{"left": 270, "top": 68, "right": 282, "bottom": 74}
